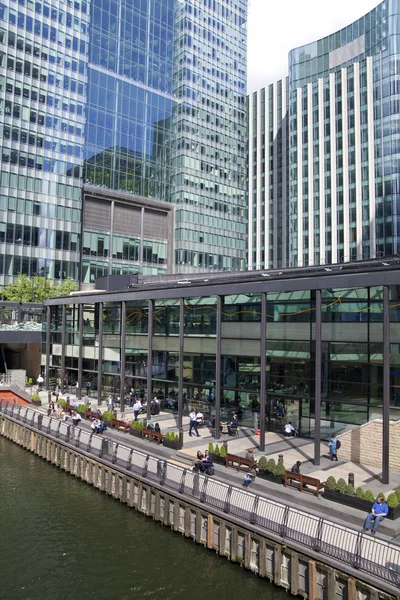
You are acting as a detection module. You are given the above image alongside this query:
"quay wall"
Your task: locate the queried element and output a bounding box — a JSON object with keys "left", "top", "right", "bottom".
{"left": 0, "top": 414, "right": 397, "bottom": 600}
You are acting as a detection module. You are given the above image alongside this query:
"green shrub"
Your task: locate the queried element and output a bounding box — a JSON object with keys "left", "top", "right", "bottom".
{"left": 325, "top": 476, "right": 337, "bottom": 491}
{"left": 131, "top": 420, "right": 144, "bottom": 431}
{"left": 376, "top": 492, "right": 386, "bottom": 501}
{"left": 165, "top": 431, "right": 179, "bottom": 442}
{"left": 57, "top": 398, "right": 66, "bottom": 408}
{"left": 364, "top": 490, "right": 375, "bottom": 503}
{"left": 213, "top": 444, "right": 220, "bottom": 456}
{"left": 31, "top": 393, "right": 41, "bottom": 403}
{"left": 219, "top": 445, "right": 227, "bottom": 458}
{"left": 102, "top": 411, "right": 114, "bottom": 423}
{"left": 344, "top": 484, "right": 355, "bottom": 496}
{"left": 258, "top": 456, "right": 268, "bottom": 471}
{"left": 77, "top": 404, "right": 88, "bottom": 414}
{"left": 355, "top": 487, "right": 365, "bottom": 500}
{"left": 396, "top": 489, "right": 400, "bottom": 503}
{"left": 336, "top": 478, "right": 347, "bottom": 494}
{"left": 266, "top": 459, "right": 276, "bottom": 473}
{"left": 387, "top": 492, "right": 399, "bottom": 509}
{"left": 273, "top": 462, "right": 286, "bottom": 477}
{"left": 208, "top": 442, "right": 214, "bottom": 454}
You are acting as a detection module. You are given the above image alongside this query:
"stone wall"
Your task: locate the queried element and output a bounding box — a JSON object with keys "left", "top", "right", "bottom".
{"left": 338, "top": 419, "right": 400, "bottom": 471}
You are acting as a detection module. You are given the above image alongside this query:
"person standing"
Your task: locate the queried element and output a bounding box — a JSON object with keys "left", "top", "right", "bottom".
{"left": 329, "top": 433, "right": 339, "bottom": 461}
{"left": 133, "top": 398, "right": 142, "bottom": 421}
{"left": 129, "top": 388, "right": 136, "bottom": 407}
{"left": 363, "top": 496, "right": 389, "bottom": 535}
{"left": 107, "top": 394, "right": 114, "bottom": 412}
{"left": 189, "top": 409, "right": 200, "bottom": 437}
{"left": 85, "top": 380, "right": 91, "bottom": 396}
{"left": 37, "top": 373, "right": 44, "bottom": 391}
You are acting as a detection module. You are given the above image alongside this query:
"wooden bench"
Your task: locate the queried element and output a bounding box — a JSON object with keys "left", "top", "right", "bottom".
{"left": 110, "top": 418, "right": 130, "bottom": 433}
{"left": 226, "top": 452, "right": 255, "bottom": 471}
{"left": 142, "top": 428, "right": 163, "bottom": 444}
{"left": 284, "top": 471, "right": 325, "bottom": 497}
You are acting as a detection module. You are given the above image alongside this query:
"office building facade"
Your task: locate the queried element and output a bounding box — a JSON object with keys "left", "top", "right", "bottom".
{"left": 0, "top": 0, "right": 248, "bottom": 288}
{"left": 44, "top": 259, "right": 400, "bottom": 450}
{"left": 249, "top": 0, "right": 399, "bottom": 270}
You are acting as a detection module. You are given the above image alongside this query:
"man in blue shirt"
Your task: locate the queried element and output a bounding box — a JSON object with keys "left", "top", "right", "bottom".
{"left": 363, "top": 496, "right": 389, "bottom": 534}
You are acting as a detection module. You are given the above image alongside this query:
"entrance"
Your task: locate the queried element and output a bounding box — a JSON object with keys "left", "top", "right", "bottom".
{"left": 266, "top": 393, "right": 308, "bottom": 436}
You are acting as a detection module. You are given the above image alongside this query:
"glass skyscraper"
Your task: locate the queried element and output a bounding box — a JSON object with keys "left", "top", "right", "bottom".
{"left": 249, "top": 0, "right": 400, "bottom": 270}
{"left": 0, "top": 0, "right": 248, "bottom": 287}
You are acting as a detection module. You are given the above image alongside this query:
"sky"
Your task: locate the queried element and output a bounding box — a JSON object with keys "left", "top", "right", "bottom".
{"left": 247, "top": 0, "right": 380, "bottom": 93}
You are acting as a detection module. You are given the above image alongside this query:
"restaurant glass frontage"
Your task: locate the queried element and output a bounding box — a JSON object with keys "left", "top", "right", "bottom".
{"left": 44, "top": 263, "right": 400, "bottom": 441}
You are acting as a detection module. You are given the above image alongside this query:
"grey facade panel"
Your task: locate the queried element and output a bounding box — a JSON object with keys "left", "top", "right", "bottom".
{"left": 329, "top": 35, "right": 365, "bottom": 69}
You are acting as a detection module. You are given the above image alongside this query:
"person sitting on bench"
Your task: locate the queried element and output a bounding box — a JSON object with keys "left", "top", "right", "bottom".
{"left": 283, "top": 422, "right": 296, "bottom": 437}
{"left": 199, "top": 450, "right": 213, "bottom": 472}
{"left": 147, "top": 419, "right": 155, "bottom": 431}
{"left": 154, "top": 423, "right": 161, "bottom": 434}
{"left": 291, "top": 461, "right": 301, "bottom": 473}
{"left": 72, "top": 410, "right": 82, "bottom": 427}
{"left": 228, "top": 414, "right": 239, "bottom": 435}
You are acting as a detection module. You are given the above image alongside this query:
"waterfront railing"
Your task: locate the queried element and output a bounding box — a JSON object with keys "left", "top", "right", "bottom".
{"left": 1, "top": 400, "right": 399, "bottom": 588}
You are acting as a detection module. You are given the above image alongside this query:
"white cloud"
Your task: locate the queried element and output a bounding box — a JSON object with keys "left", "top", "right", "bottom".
{"left": 247, "top": 0, "right": 380, "bottom": 93}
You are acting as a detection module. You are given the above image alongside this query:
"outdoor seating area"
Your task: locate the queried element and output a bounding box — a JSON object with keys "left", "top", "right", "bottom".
{"left": 284, "top": 471, "right": 325, "bottom": 497}
{"left": 142, "top": 428, "right": 164, "bottom": 444}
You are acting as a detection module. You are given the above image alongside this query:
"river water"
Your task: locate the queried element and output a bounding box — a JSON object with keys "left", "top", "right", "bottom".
{"left": 0, "top": 437, "right": 287, "bottom": 600}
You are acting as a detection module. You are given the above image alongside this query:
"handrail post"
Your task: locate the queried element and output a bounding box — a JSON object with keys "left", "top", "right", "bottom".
{"left": 200, "top": 476, "right": 208, "bottom": 503}
{"left": 280, "top": 506, "right": 290, "bottom": 538}
{"left": 250, "top": 495, "right": 259, "bottom": 525}
{"left": 142, "top": 454, "right": 149, "bottom": 478}
{"left": 353, "top": 532, "right": 362, "bottom": 570}
{"left": 224, "top": 485, "right": 233, "bottom": 514}
{"left": 75, "top": 428, "right": 82, "bottom": 448}
{"left": 127, "top": 448, "right": 134, "bottom": 471}
{"left": 55, "top": 420, "right": 61, "bottom": 438}
{"left": 37, "top": 414, "right": 43, "bottom": 430}
{"left": 65, "top": 424, "right": 71, "bottom": 443}
{"left": 313, "top": 518, "right": 323, "bottom": 552}
{"left": 112, "top": 443, "right": 119, "bottom": 464}
{"left": 179, "top": 469, "right": 187, "bottom": 494}
{"left": 87, "top": 432, "right": 94, "bottom": 453}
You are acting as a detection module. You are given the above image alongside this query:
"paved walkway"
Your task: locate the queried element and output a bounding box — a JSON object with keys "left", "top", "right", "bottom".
{"left": 32, "top": 388, "right": 400, "bottom": 540}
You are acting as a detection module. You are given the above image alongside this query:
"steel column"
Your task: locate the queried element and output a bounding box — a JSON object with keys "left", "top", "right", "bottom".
{"left": 45, "top": 305, "right": 51, "bottom": 390}
{"left": 214, "top": 295, "right": 222, "bottom": 440}
{"left": 147, "top": 299, "right": 153, "bottom": 420}
{"left": 60, "top": 305, "right": 66, "bottom": 394}
{"left": 78, "top": 304, "right": 83, "bottom": 396}
{"left": 259, "top": 292, "right": 267, "bottom": 451}
{"left": 383, "top": 285, "right": 390, "bottom": 484}
{"left": 120, "top": 300, "right": 126, "bottom": 413}
{"left": 314, "top": 289, "right": 322, "bottom": 465}
{"left": 178, "top": 298, "right": 184, "bottom": 440}
{"left": 97, "top": 302, "right": 103, "bottom": 406}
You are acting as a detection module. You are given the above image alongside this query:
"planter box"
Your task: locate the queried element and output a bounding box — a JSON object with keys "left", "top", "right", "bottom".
{"left": 130, "top": 429, "right": 143, "bottom": 438}
{"left": 257, "top": 471, "right": 284, "bottom": 485}
{"left": 323, "top": 489, "right": 400, "bottom": 520}
{"left": 211, "top": 454, "right": 226, "bottom": 465}
{"left": 162, "top": 438, "right": 183, "bottom": 450}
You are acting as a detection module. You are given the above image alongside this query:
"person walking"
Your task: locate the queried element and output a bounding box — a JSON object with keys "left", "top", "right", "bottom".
{"left": 129, "top": 388, "right": 136, "bottom": 407}
{"left": 37, "top": 373, "right": 44, "bottom": 391}
{"left": 107, "top": 394, "right": 114, "bottom": 412}
{"left": 363, "top": 496, "right": 389, "bottom": 535}
{"left": 85, "top": 380, "right": 91, "bottom": 396}
{"left": 329, "top": 433, "right": 339, "bottom": 461}
{"left": 189, "top": 409, "right": 200, "bottom": 437}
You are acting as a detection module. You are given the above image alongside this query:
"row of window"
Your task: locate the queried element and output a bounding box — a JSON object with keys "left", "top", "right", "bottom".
{"left": 1, "top": 28, "right": 86, "bottom": 74}
{"left": 1, "top": 223, "right": 79, "bottom": 251}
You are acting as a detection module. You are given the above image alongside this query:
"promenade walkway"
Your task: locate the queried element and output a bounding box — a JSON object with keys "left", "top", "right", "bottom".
{"left": 30, "top": 389, "right": 400, "bottom": 541}
{"left": 2, "top": 398, "right": 400, "bottom": 594}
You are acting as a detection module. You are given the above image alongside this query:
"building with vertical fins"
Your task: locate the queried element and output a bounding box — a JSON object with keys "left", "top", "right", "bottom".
{"left": 249, "top": 0, "right": 399, "bottom": 270}
{"left": 0, "top": 0, "right": 248, "bottom": 289}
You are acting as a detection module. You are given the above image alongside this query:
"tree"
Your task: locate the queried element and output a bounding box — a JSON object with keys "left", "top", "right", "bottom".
{"left": 2, "top": 275, "right": 78, "bottom": 302}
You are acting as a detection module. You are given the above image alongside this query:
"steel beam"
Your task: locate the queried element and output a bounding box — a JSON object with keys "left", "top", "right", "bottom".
{"left": 215, "top": 295, "right": 222, "bottom": 440}
{"left": 97, "top": 302, "right": 103, "bottom": 406}
{"left": 120, "top": 301, "right": 126, "bottom": 413}
{"left": 314, "top": 289, "right": 322, "bottom": 466}
{"left": 147, "top": 299, "right": 153, "bottom": 420}
{"left": 178, "top": 298, "right": 184, "bottom": 439}
{"left": 383, "top": 285, "right": 390, "bottom": 484}
{"left": 259, "top": 292, "right": 267, "bottom": 451}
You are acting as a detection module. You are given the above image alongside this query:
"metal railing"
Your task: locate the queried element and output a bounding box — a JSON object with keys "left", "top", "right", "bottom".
{"left": 1, "top": 399, "right": 399, "bottom": 589}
